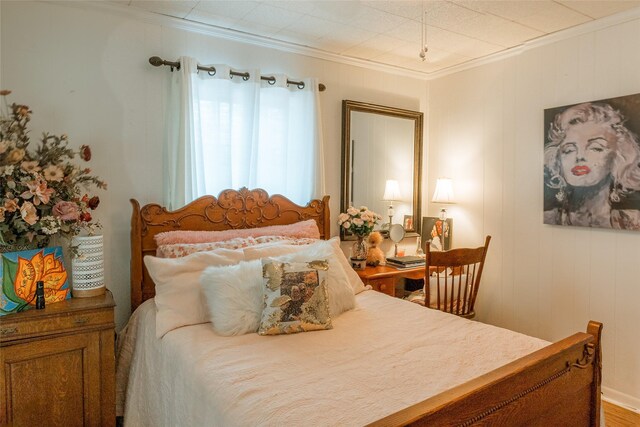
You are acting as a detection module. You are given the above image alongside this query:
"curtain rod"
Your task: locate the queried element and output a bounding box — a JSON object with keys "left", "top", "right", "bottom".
{"left": 149, "top": 56, "right": 326, "bottom": 92}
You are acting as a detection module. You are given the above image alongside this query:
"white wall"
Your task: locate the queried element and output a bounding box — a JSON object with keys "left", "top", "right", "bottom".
{"left": 0, "top": 1, "right": 427, "bottom": 329}
{"left": 427, "top": 15, "right": 640, "bottom": 409}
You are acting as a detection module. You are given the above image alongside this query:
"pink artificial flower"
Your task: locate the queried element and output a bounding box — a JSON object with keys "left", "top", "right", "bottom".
{"left": 4, "top": 198, "right": 18, "bottom": 212}
{"left": 20, "top": 178, "right": 55, "bottom": 206}
{"left": 20, "top": 201, "right": 38, "bottom": 225}
{"left": 52, "top": 201, "right": 80, "bottom": 221}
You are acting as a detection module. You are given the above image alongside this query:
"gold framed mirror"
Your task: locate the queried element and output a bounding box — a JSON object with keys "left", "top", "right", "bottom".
{"left": 341, "top": 100, "right": 423, "bottom": 240}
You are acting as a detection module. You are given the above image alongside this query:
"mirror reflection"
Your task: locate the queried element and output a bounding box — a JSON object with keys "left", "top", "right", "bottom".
{"left": 341, "top": 100, "right": 423, "bottom": 239}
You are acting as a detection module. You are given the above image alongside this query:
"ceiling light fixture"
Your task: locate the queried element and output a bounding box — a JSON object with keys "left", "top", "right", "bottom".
{"left": 419, "top": 2, "right": 428, "bottom": 61}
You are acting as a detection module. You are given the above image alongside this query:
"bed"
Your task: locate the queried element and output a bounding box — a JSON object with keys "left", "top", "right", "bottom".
{"left": 122, "top": 187, "right": 602, "bottom": 426}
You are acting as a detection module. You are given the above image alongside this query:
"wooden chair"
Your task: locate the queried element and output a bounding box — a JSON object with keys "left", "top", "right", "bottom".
{"left": 424, "top": 235, "right": 491, "bottom": 319}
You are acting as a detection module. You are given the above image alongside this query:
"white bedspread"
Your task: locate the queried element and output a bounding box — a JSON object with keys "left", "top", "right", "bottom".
{"left": 121, "top": 291, "right": 549, "bottom": 426}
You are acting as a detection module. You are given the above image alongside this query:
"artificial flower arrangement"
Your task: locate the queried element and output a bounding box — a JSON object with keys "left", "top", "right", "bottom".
{"left": 337, "top": 206, "right": 382, "bottom": 237}
{"left": 0, "top": 90, "right": 106, "bottom": 249}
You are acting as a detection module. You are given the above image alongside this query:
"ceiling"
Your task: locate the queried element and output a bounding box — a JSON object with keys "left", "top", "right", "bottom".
{"left": 112, "top": 0, "right": 640, "bottom": 75}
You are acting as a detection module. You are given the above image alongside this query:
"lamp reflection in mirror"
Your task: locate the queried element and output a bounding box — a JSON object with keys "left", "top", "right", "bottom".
{"left": 383, "top": 179, "right": 401, "bottom": 226}
{"left": 432, "top": 178, "right": 455, "bottom": 221}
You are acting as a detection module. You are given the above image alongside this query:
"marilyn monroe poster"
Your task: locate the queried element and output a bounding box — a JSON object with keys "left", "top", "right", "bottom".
{"left": 543, "top": 93, "right": 640, "bottom": 230}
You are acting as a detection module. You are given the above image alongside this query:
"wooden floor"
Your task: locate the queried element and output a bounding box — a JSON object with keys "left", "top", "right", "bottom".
{"left": 604, "top": 401, "right": 640, "bottom": 426}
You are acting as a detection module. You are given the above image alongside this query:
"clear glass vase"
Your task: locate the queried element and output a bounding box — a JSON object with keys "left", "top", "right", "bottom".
{"left": 351, "top": 235, "right": 367, "bottom": 260}
{"left": 415, "top": 236, "right": 424, "bottom": 256}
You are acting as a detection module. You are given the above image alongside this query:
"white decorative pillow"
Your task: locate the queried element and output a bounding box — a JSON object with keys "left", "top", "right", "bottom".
{"left": 200, "top": 261, "right": 263, "bottom": 336}
{"left": 258, "top": 259, "right": 332, "bottom": 335}
{"left": 144, "top": 249, "right": 245, "bottom": 338}
{"left": 244, "top": 238, "right": 357, "bottom": 318}
{"left": 426, "top": 270, "right": 469, "bottom": 306}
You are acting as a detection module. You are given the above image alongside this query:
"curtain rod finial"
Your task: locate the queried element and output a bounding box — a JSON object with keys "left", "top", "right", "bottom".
{"left": 149, "top": 56, "right": 163, "bottom": 67}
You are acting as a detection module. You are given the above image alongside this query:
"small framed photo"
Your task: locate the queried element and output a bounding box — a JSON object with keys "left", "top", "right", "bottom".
{"left": 421, "top": 217, "right": 453, "bottom": 251}
{"left": 403, "top": 215, "right": 413, "bottom": 231}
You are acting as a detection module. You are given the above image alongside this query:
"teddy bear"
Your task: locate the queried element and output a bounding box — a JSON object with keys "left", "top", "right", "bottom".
{"left": 366, "top": 231, "right": 386, "bottom": 266}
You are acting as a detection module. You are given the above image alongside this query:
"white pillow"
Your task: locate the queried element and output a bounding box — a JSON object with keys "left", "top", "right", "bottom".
{"left": 244, "top": 238, "right": 356, "bottom": 317}
{"left": 245, "top": 237, "right": 366, "bottom": 295}
{"left": 144, "top": 248, "right": 245, "bottom": 338}
{"left": 426, "top": 271, "right": 469, "bottom": 303}
{"left": 200, "top": 260, "right": 264, "bottom": 336}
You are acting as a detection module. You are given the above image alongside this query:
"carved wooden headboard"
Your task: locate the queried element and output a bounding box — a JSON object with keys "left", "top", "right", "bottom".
{"left": 130, "top": 188, "right": 331, "bottom": 311}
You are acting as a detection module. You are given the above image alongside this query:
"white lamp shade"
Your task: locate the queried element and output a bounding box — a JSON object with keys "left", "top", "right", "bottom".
{"left": 383, "top": 179, "right": 401, "bottom": 201}
{"left": 432, "top": 178, "right": 455, "bottom": 204}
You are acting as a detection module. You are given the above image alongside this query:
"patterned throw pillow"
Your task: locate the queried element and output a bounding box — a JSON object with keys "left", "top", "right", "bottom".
{"left": 157, "top": 236, "right": 317, "bottom": 258}
{"left": 253, "top": 236, "right": 317, "bottom": 246}
{"left": 156, "top": 237, "right": 259, "bottom": 258}
{"left": 258, "top": 260, "right": 332, "bottom": 336}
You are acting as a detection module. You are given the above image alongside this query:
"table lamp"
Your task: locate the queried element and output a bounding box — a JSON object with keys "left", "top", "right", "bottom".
{"left": 382, "top": 179, "right": 401, "bottom": 227}
{"left": 432, "top": 178, "right": 455, "bottom": 221}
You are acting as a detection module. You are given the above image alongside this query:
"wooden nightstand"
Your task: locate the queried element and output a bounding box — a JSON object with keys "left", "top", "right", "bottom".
{"left": 0, "top": 291, "right": 116, "bottom": 426}
{"left": 356, "top": 265, "right": 425, "bottom": 297}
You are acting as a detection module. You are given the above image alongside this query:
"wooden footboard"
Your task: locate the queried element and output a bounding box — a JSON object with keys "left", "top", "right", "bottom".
{"left": 371, "top": 321, "right": 603, "bottom": 427}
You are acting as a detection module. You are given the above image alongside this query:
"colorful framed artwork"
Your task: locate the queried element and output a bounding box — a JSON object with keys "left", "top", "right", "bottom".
{"left": 420, "top": 217, "right": 453, "bottom": 252}
{"left": 544, "top": 92, "right": 640, "bottom": 230}
{"left": 0, "top": 246, "right": 70, "bottom": 316}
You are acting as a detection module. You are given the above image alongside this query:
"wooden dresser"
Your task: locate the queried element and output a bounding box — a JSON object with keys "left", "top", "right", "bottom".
{"left": 0, "top": 291, "right": 116, "bottom": 426}
{"left": 356, "top": 265, "right": 425, "bottom": 297}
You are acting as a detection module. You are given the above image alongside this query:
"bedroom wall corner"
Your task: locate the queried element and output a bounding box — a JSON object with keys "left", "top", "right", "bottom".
{"left": 425, "top": 12, "right": 640, "bottom": 410}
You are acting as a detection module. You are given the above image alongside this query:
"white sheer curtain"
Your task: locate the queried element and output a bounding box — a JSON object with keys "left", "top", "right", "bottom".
{"left": 164, "top": 57, "right": 325, "bottom": 209}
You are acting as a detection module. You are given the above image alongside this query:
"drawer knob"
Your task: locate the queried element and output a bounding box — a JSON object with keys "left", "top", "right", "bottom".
{"left": 74, "top": 317, "right": 89, "bottom": 325}
{"left": 0, "top": 327, "right": 18, "bottom": 336}
{"left": 380, "top": 284, "right": 386, "bottom": 291}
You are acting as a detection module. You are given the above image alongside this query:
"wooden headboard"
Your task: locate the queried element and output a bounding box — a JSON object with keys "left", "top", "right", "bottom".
{"left": 130, "top": 188, "right": 330, "bottom": 311}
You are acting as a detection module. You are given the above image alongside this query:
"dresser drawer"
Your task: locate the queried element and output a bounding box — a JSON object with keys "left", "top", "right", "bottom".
{"left": 0, "top": 308, "right": 112, "bottom": 342}
{"left": 369, "top": 278, "right": 396, "bottom": 297}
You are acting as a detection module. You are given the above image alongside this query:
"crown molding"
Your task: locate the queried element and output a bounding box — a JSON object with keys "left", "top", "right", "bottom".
{"left": 46, "top": 1, "right": 640, "bottom": 82}
{"left": 51, "top": 0, "right": 429, "bottom": 81}
{"left": 423, "top": 5, "right": 640, "bottom": 80}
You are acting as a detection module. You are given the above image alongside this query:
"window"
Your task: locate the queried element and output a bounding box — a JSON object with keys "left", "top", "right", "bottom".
{"left": 165, "top": 58, "right": 324, "bottom": 209}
